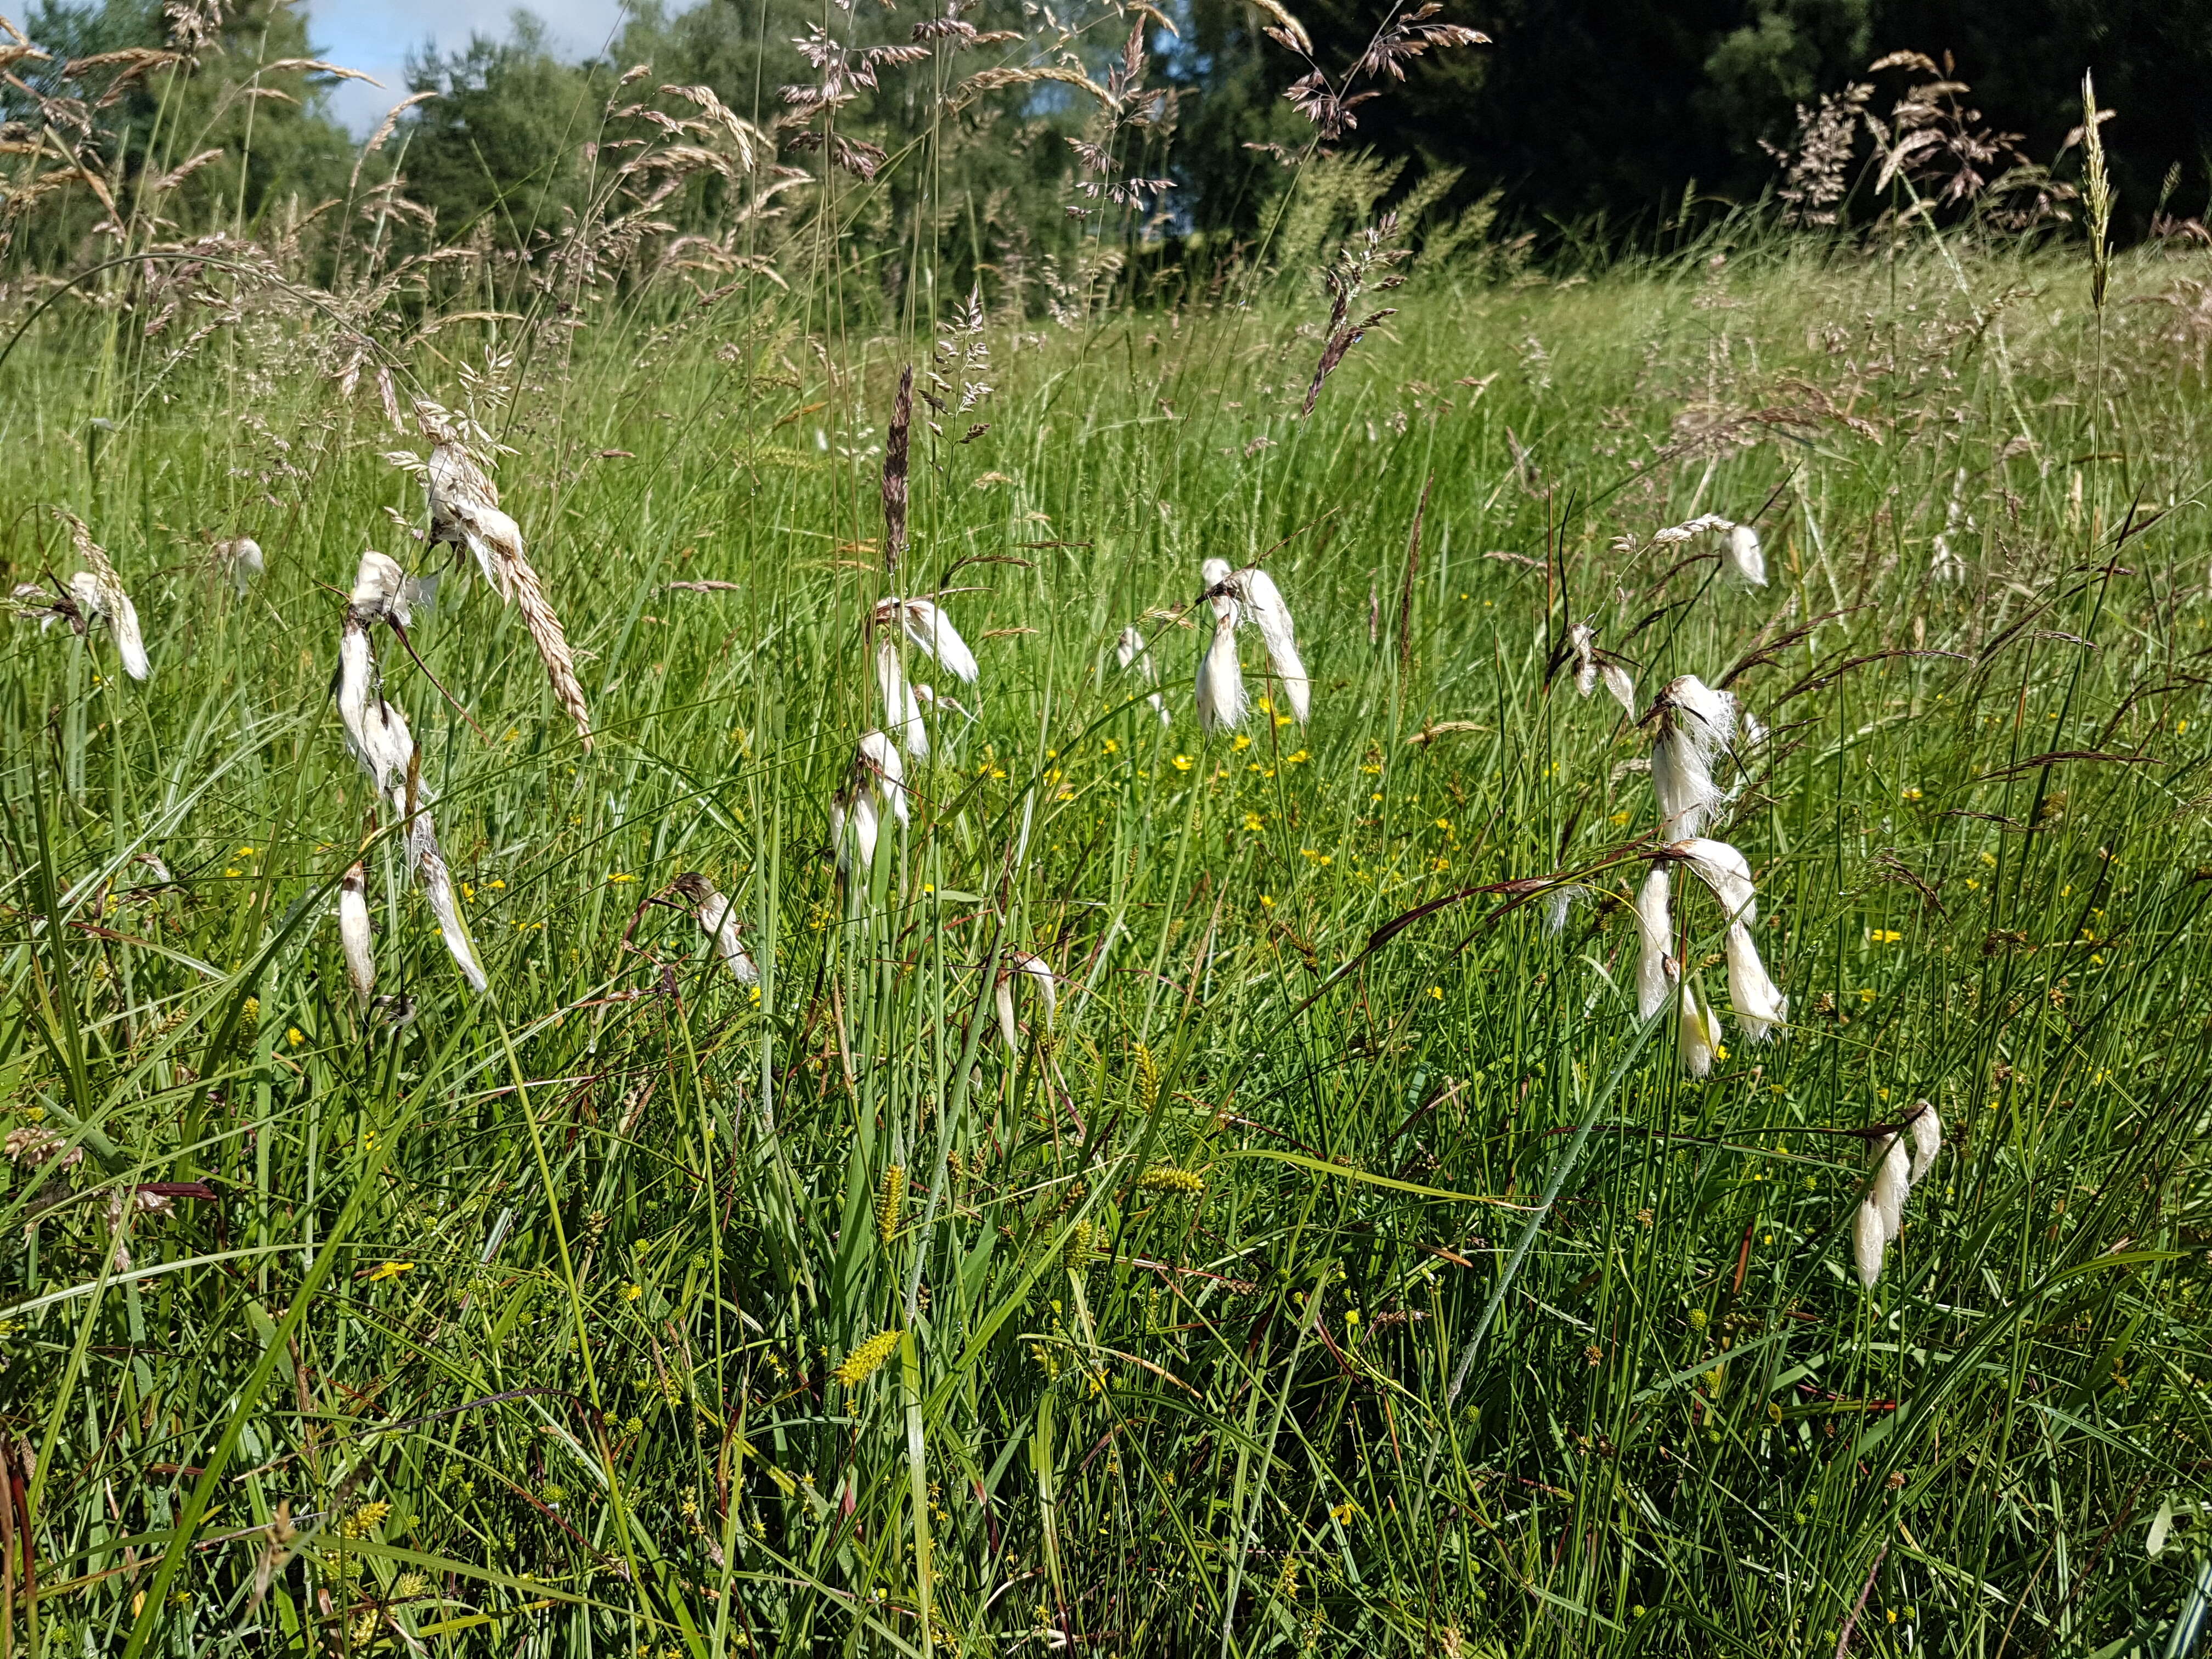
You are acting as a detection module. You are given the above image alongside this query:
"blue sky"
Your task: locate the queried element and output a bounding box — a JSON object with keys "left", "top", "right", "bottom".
{"left": 304, "top": 0, "right": 631, "bottom": 131}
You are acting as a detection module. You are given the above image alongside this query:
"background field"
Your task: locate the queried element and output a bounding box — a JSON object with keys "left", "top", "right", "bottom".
{"left": 7, "top": 87, "right": 2212, "bottom": 1656}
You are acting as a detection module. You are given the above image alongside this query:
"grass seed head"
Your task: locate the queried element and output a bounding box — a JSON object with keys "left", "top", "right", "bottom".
{"left": 338, "top": 862, "right": 375, "bottom": 1007}
{"left": 1853, "top": 1195, "right": 1887, "bottom": 1287}
{"left": 1909, "top": 1101, "right": 1942, "bottom": 1185}
{"left": 877, "top": 1163, "right": 906, "bottom": 1244}
{"left": 1724, "top": 523, "right": 1768, "bottom": 587}
{"left": 56, "top": 511, "right": 148, "bottom": 680}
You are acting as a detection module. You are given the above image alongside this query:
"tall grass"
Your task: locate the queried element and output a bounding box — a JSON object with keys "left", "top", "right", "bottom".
{"left": 4, "top": 230, "right": 2212, "bottom": 1658}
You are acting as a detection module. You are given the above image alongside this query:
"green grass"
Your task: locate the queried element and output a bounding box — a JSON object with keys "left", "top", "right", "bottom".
{"left": 5, "top": 236, "right": 2212, "bottom": 1657}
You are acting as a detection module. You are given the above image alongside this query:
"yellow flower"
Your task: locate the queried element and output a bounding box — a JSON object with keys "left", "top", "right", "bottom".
{"left": 1330, "top": 1500, "right": 1363, "bottom": 1526}
{"left": 1901, "top": 787, "right": 1923, "bottom": 802}
{"left": 459, "top": 882, "right": 476, "bottom": 902}
{"left": 1434, "top": 817, "right": 1451, "bottom": 831}
{"left": 235, "top": 847, "right": 256, "bottom": 857}
{"left": 834, "top": 1329, "right": 901, "bottom": 1387}
{"left": 286, "top": 1027, "right": 304, "bottom": 1046}
{"left": 608, "top": 873, "right": 637, "bottom": 884}
{"left": 1429, "top": 986, "right": 1443, "bottom": 1000}
{"left": 1286, "top": 749, "right": 1309, "bottom": 764}
{"left": 622, "top": 1283, "right": 642, "bottom": 1302}
{"left": 364, "top": 1261, "right": 411, "bottom": 1283}
{"left": 1172, "top": 755, "right": 1194, "bottom": 771}
{"left": 1233, "top": 734, "right": 1251, "bottom": 751}
{"left": 1868, "top": 929, "right": 1901, "bottom": 944}
{"left": 504, "top": 727, "right": 521, "bottom": 742}
{"left": 1609, "top": 811, "right": 1630, "bottom": 825}
{"left": 223, "top": 867, "right": 241, "bottom": 878}
{"left": 1103, "top": 737, "right": 1120, "bottom": 754}
{"left": 488, "top": 878, "right": 505, "bottom": 890}
{"left": 1242, "top": 812, "right": 1264, "bottom": 832}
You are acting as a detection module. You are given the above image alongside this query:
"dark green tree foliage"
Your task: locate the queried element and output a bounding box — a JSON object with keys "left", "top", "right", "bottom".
{"left": 9, "top": 0, "right": 353, "bottom": 259}
{"left": 399, "top": 17, "right": 608, "bottom": 250}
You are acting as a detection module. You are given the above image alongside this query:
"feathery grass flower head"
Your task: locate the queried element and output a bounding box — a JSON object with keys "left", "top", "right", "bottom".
{"left": 55, "top": 511, "right": 148, "bottom": 680}
{"left": 877, "top": 596, "right": 979, "bottom": 684}
{"left": 833, "top": 1328, "right": 901, "bottom": 1387}
{"left": 1871, "top": 1129, "right": 1910, "bottom": 1242}
{"left": 876, "top": 635, "right": 930, "bottom": 759}
{"left": 1651, "top": 512, "right": 1735, "bottom": 545}
{"left": 416, "top": 411, "right": 592, "bottom": 750}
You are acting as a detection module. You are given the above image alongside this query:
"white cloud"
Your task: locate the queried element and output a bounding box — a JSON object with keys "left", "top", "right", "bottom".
{"left": 305, "top": 0, "right": 631, "bottom": 133}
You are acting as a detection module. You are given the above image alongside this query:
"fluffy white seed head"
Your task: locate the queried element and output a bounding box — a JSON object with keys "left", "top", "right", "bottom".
{"left": 1235, "top": 566, "right": 1310, "bottom": 723}
{"left": 338, "top": 862, "right": 374, "bottom": 1008}
{"left": 1634, "top": 868, "right": 1674, "bottom": 1022}
{"left": 219, "top": 536, "right": 264, "bottom": 595}
{"left": 675, "top": 872, "right": 758, "bottom": 985}
{"left": 1599, "top": 662, "right": 1637, "bottom": 714}
{"left": 1196, "top": 592, "right": 1246, "bottom": 732}
{"left": 402, "top": 798, "right": 487, "bottom": 993}
{"left": 57, "top": 511, "right": 148, "bottom": 680}
{"left": 856, "top": 729, "right": 909, "bottom": 826}
{"left": 1651, "top": 675, "right": 1739, "bottom": 838}
{"left": 1853, "top": 1197, "right": 1887, "bottom": 1287}
{"left": 876, "top": 637, "right": 929, "bottom": 759}
{"left": 896, "top": 598, "right": 979, "bottom": 684}
{"left": 1678, "top": 981, "right": 1721, "bottom": 1077}
{"left": 1909, "top": 1103, "right": 1942, "bottom": 1186}
{"left": 996, "top": 949, "right": 1057, "bottom": 1049}
{"left": 1569, "top": 623, "right": 1598, "bottom": 697}
{"left": 350, "top": 550, "right": 413, "bottom": 624}
{"left": 1725, "top": 523, "right": 1767, "bottom": 587}
{"left": 1872, "top": 1130, "right": 1910, "bottom": 1242}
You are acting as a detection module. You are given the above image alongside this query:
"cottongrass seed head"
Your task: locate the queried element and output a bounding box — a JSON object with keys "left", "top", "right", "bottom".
{"left": 1231, "top": 563, "right": 1310, "bottom": 723}
{"left": 1663, "top": 837, "right": 1785, "bottom": 1040}
{"left": 1649, "top": 674, "right": 1739, "bottom": 838}
{"left": 338, "top": 862, "right": 375, "bottom": 1007}
{"left": 1195, "top": 559, "right": 1247, "bottom": 732}
{"left": 57, "top": 510, "right": 148, "bottom": 680}
{"left": 1724, "top": 523, "right": 1767, "bottom": 587}
{"left": 1633, "top": 868, "right": 1674, "bottom": 1022}
{"left": 672, "top": 871, "right": 758, "bottom": 985}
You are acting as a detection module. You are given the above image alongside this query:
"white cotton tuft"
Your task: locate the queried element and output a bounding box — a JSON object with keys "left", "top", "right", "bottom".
{"left": 1853, "top": 1198, "right": 1887, "bottom": 1288}
{"left": 1872, "top": 1130, "right": 1911, "bottom": 1242}
{"left": 1196, "top": 591, "right": 1246, "bottom": 732}
{"left": 1569, "top": 623, "right": 1598, "bottom": 697}
{"left": 1723, "top": 923, "right": 1787, "bottom": 1041}
{"left": 1909, "top": 1104, "right": 1942, "bottom": 1186}
{"left": 1678, "top": 982, "right": 1721, "bottom": 1077}
{"left": 221, "top": 536, "right": 264, "bottom": 595}
{"left": 834, "top": 789, "right": 881, "bottom": 876}
{"left": 687, "top": 880, "right": 758, "bottom": 986}
{"left": 996, "top": 950, "right": 1057, "bottom": 1051}
{"left": 1650, "top": 675, "right": 1739, "bottom": 838}
{"left": 1633, "top": 868, "right": 1673, "bottom": 1022}
{"left": 402, "top": 798, "right": 488, "bottom": 993}
{"left": 877, "top": 636, "right": 929, "bottom": 759}
{"left": 856, "top": 729, "right": 909, "bottom": 827}
{"left": 1724, "top": 523, "right": 1767, "bottom": 587}
{"left": 898, "top": 598, "right": 979, "bottom": 684}
{"left": 350, "top": 550, "right": 413, "bottom": 624}
{"left": 338, "top": 862, "right": 375, "bottom": 1007}
{"left": 1235, "top": 565, "right": 1310, "bottom": 723}
{"left": 1669, "top": 838, "right": 1785, "bottom": 1039}
{"left": 1599, "top": 661, "right": 1637, "bottom": 715}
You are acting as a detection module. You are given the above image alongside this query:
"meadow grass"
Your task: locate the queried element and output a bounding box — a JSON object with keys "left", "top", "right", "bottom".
{"left": 4, "top": 235, "right": 2212, "bottom": 1657}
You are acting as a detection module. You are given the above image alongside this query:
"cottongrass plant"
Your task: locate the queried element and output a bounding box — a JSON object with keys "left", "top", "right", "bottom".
{"left": 55, "top": 510, "right": 149, "bottom": 680}
{"left": 1661, "top": 837, "right": 1786, "bottom": 1040}
{"left": 408, "top": 406, "right": 593, "bottom": 750}
{"left": 1566, "top": 621, "right": 1637, "bottom": 714}
{"left": 671, "top": 871, "right": 758, "bottom": 985}
{"left": 334, "top": 550, "right": 487, "bottom": 992}
{"left": 1647, "top": 673, "right": 1740, "bottom": 838}
{"left": 1854, "top": 1104, "right": 1944, "bottom": 1286}
{"left": 212, "top": 534, "right": 264, "bottom": 595}
{"left": 1115, "top": 623, "right": 1173, "bottom": 725}
{"left": 1195, "top": 563, "right": 1247, "bottom": 732}
{"left": 872, "top": 596, "right": 979, "bottom": 758}
{"left": 994, "top": 949, "right": 1057, "bottom": 1050}
{"left": 337, "top": 862, "right": 374, "bottom": 1007}
{"left": 832, "top": 730, "right": 910, "bottom": 876}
